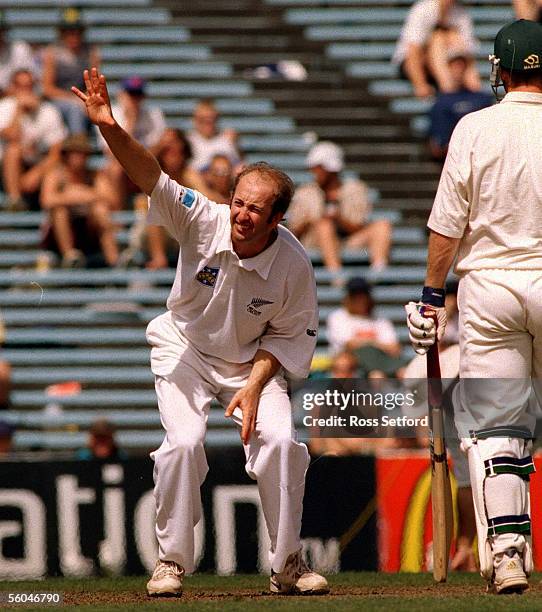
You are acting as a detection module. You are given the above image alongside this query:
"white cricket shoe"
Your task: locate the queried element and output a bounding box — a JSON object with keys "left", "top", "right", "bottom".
{"left": 492, "top": 548, "right": 528, "bottom": 594}
{"left": 146, "top": 560, "right": 184, "bottom": 597}
{"left": 270, "top": 550, "right": 330, "bottom": 595}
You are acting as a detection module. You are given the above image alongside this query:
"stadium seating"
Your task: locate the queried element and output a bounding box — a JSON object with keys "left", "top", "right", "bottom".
{"left": 2, "top": 0, "right": 480, "bottom": 451}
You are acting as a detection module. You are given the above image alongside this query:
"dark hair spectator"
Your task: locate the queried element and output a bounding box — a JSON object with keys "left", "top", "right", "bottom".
{"left": 40, "top": 134, "right": 119, "bottom": 268}
{"left": 288, "top": 142, "right": 391, "bottom": 282}
{"left": 76, "top": 418, "right": 127, "bottom": 460}
{"left": 0, "top": 69, "right": 67, "bottom": 210}
{"left": 42, "top": 7, "right": 99, "bottom": 134}
{"left": 327, "top": 277, "right": 404, "bottom": 377}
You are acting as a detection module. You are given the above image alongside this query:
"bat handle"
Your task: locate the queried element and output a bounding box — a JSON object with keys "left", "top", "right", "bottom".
{"left": 421, "top": 307, "right": 441, "bottom": 374}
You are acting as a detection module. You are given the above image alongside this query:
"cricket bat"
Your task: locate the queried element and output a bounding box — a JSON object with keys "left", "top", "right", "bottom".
{"left": 424, "top": 309, "right": 453, "bottom": 583}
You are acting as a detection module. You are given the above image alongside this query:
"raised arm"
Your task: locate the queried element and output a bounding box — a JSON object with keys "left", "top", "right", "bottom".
{"left": 72, "top": 67, "right": 160, "bottom": 195}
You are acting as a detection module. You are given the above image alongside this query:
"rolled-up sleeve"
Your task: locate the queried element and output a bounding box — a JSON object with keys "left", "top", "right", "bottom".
{"left": 259, "top": 265, "right": 318, "bottom": 379}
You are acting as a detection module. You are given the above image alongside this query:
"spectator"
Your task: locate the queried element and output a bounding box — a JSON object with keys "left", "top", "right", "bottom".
{"left": 288, "top": 142, "right": 392, "bottom": 279}
{"left": 77, "top": 418, "right": 127, "bottom": 460}
{"left": 145, "top": 128, "right": 208, "bottom": 269}
{"left": 0, "top": 316, "right": 11, "bottom": 411}
{"left": 203, "top": 153, "right": 234, "bottom": 203}
{"left": 156, "top": 128, "right": 206, "bottom": 189}
{"left": 0, "top": 10, "right": 35, "bottom": 96}
{"left": 42, "top": 7, "right": 99, "bottom": 134}
{"left": 327, "top": 277, "right": 403, "bottom": 377}
{"left": 0, "top": 420, "right": 14, "bottom": 456}
{"left": 0, "top": 69, "right": 67, "bottom": 210}
{"left": 307, "top": 351, "right": 397, "bottom": 455}
{"left": 99, "top": 77, "right": 166, "bottom": 210}
{"left": 40, "top": 134, "right": 119, "bottom": 268}
{"left": 428, "top": 51, "right": 493, "bottom": 161}
{"left": 187, "top": 99, "right": 240, "bottom": 172}
{"left": 513, "top": 0, "right": 542, "bottom": 20}
{"left": 392, "top": 0, "right": 480, "bottom": 98}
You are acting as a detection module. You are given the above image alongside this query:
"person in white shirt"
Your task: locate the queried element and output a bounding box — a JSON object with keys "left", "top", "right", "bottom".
{"left": 0, "top": 11, "right": 35, "bottom": 95}
{"left": 392, "top": 0, "right": 480, "bottom": 98}
{"left": 0, "top": 69, "right": 67, "bottom": 210}
{"left": 73, "top": 66, "right": 329, "bottom": 598}
{"left": 187, "top": 99, "right": 240, "bottom": 171}
{"left": 327, "top": 277, "right": 402, "bottom": 377}
{"left": 288, "top": 142, "right": 392, "bottom": 281}
{"left": 405, "top": 20, "right": 542, "bottom": 594}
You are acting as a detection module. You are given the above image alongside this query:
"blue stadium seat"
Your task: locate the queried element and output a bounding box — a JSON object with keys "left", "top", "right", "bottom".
{"left": 145, "top": 81, "right": 253, "bottom": 97}
{"left": 100, "top": 44, "right": 212, "bottom": 62}
{"left": 101, "top": 62, "right": 233, "bottom": 79}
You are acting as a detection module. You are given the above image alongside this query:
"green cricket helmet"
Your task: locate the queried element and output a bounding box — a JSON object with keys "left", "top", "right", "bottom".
{"left": 490, "top": 19, "right": 542, "bottom": 99}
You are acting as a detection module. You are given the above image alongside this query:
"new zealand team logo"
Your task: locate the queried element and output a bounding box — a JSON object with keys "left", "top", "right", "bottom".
{"left": 196, "top": 266, "right": 219, "bottom": 287}
{"left": 247, "top": 297, "right": 274, "bottom": 316}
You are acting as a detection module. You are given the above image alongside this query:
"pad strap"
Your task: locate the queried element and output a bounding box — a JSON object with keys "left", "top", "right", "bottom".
{"left": 488, "top": 514, "right": 531, "bottom": 536}
{"left": 484, "top": 456, "right": 536, "bottom": 480}
{"left": 471, "top": 426, "right": 533, "bottom": 441}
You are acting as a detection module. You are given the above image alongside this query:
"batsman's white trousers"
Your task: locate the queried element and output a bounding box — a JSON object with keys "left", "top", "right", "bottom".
{"left": 147, "top": 312, "right": 310, "bottom": 574}
{"left": 454, "top": 269, "right": 542, "bottom": 435}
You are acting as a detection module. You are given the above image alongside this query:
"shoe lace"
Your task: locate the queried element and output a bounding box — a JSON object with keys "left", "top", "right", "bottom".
{"left": 287, "top": 551, "right": 311, "bottom": 579}
{"left": 154, "top": 560, "right": 183, "bottom": 580}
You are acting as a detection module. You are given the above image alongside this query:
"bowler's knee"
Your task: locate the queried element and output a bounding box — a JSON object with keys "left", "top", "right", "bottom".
{"left": 166, "top": 431, "right": 205, "bottom": 456}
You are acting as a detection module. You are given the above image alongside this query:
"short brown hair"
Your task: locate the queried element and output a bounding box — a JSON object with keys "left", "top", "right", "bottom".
{"left": 232, "top": 162, "right": 294, "bottom": 217}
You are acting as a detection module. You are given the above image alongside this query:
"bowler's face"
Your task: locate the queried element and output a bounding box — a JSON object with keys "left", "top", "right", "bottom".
{"left": 230, "top": 173, "right": 282, "bottom": 258}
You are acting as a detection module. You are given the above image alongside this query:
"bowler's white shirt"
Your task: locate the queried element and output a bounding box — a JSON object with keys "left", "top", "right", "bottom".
{"left": 428, "top": 92, "right": 542, "bottom": 272}
{"left": 147, "top": 171, "right": 318, "bottom": 378}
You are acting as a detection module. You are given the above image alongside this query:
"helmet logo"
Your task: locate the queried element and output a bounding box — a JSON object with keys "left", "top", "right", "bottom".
{"left": 524, "top": 54, "right": 540, "bottom": 68}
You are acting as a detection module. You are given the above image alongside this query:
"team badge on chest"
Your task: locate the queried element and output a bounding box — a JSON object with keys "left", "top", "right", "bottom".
{"left": 247, "top": 297, "right": 274, "bottom": 316}
{"left": 196, "top": 266, "right": 220, "bottom": 287}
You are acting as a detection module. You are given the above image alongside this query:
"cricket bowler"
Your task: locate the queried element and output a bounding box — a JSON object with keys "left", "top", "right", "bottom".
{"left": 73, "top": 67, "right": 329, "bottom": 597}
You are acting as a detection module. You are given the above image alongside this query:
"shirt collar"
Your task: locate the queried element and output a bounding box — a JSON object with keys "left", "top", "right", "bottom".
{"left": 215, "top": 223, "right": 281, "bottom": 280}
{"left": 501, "top": 91, "right": 542, "bottom": 104}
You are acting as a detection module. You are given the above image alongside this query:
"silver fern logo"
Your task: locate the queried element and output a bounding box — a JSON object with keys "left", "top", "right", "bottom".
{"left": 247, "top": 297, "right": 274, "bottom": 316}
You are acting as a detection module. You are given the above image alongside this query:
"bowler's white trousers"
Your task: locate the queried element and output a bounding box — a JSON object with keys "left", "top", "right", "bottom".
{"left": 147, "top": 312, "right": 310, "bottom": 574}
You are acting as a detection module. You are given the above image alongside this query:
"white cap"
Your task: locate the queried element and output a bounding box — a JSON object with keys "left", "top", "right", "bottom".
{"left": 306, "top": 141, "right": 344, "bottom": 173}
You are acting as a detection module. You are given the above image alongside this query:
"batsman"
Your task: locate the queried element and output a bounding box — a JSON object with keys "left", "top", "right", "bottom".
{"left": 405, "top": 19, "right": 542, "bottom": 594}
{"left": 73, "top": 68, "right": 329, "bottom": 597}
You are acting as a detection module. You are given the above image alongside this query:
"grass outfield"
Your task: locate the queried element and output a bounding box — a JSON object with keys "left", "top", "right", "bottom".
{"left": 1, "top": 572, "right": 542, "bottom": 611}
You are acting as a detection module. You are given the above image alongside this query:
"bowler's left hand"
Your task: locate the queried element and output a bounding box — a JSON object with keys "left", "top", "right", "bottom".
{"left": 225, "top": 383, "right": 262, "bottom": 444}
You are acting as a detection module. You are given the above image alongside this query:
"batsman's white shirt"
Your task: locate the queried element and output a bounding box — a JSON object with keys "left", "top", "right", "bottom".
{"left": 147, "top": 171, "right": 318, "bottom": 378}
{"left": 428, "top": 92, "right": 542, "bottom": 273}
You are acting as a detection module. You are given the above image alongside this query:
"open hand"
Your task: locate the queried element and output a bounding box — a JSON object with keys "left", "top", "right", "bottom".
{"left": 224, "top": 384, "right": 261, "bottom": 444}
{"left": 71, "top": 67, "right": 115, "bottom": 128}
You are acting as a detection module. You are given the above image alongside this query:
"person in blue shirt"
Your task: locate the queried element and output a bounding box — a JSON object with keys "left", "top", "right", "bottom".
{"left": 429, "top": 51, "right": 493, "bottom": 160}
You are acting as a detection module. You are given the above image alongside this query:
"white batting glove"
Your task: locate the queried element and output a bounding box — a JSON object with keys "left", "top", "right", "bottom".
{"left": 405, "top": 301, "right": 447, "bottom": 355}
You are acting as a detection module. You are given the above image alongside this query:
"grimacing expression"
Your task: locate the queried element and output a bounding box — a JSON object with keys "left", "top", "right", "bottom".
{"left": 229, "top": 173, "right": 283, "bottom": 253}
